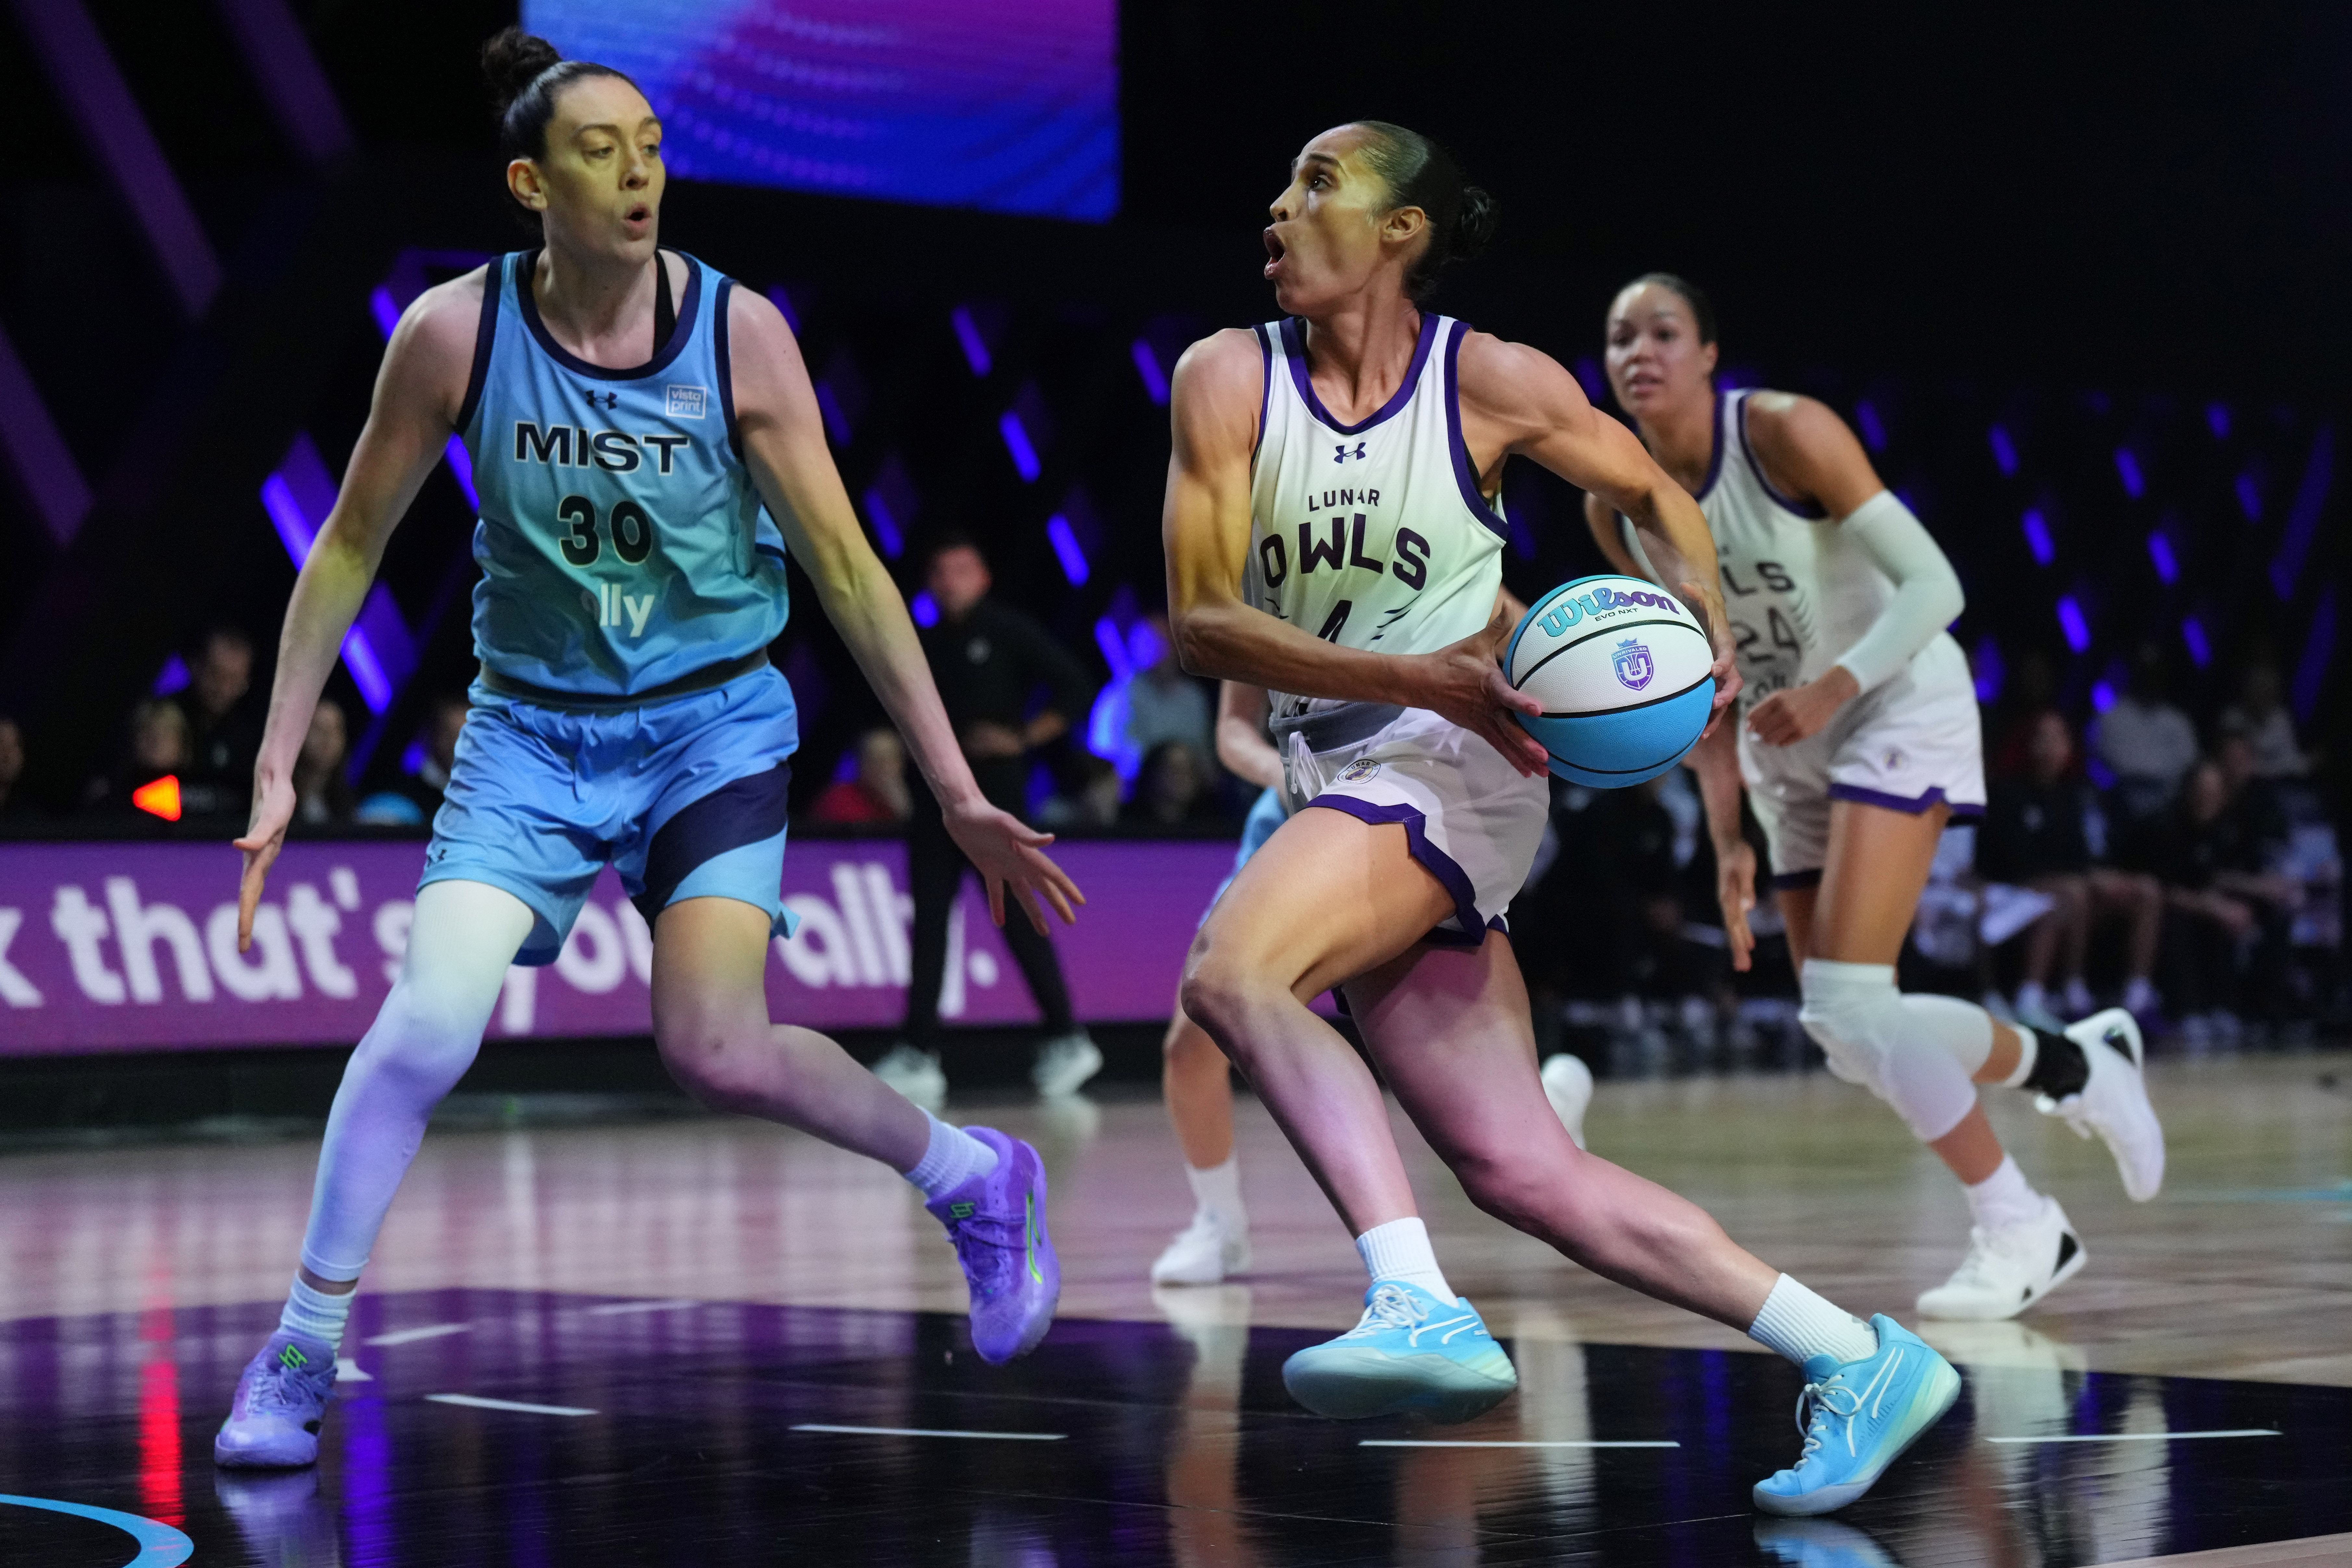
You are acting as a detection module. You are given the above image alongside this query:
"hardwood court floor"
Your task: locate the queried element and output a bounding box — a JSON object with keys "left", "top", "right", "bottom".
{"left": 0, "top": 1051, "right": 2346, "bottom": 1565}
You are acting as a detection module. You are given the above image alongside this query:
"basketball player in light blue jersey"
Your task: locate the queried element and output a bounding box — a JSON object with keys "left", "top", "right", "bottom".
{"left": 1162, "top": 121, "right": 1961, "bottom": 1514}
{"left": 214, "top": 29, "right": 1078, "bottom": 1469}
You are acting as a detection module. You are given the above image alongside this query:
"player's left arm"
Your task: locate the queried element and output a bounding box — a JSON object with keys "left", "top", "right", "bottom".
{"left": 724, "top": 286, "right": 1079, "bottom": 929}
{"left": 1740, "top": 394, "right": 1964, "bottom": 746}
{"left": 1455, "top": 332, "right": 1740, "bottom": 731}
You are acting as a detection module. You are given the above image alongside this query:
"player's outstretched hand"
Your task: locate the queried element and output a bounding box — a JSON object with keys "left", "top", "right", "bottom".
{"left": 1419, "top": 615, "right": 1547, "bottom": 777}
{"left": 1681, "top": 579, "right": 1744, "bottom": 739}
{"left": 1745, "top": 666, "right": 1859, "bottom": 748}
{"left": 1715, "top": 837, "right": 1758, "bottom": 972}
{"left": 943, "top": 796, "right": 1086, "bottom": 934}
{"left": 234, "top": 774, "right": 297, "bottom": 952}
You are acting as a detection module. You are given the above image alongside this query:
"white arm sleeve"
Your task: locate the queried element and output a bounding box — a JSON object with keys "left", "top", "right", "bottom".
{"left": 1831, "top": 490, "right": 1964, "bottom": 693}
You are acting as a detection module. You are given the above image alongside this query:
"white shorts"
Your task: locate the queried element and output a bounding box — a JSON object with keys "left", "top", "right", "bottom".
{"left": 1740, "top": 635, "right": 1985, "bottom": 889}
{"left": 1278, "top": 703, "right": 1549, "bottom": 946}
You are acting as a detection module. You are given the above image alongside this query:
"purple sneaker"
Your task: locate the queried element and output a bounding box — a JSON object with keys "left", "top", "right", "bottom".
{"left": 925, "top": 1126, "right": 1059, "bottom": 1363}
{"left": 215, "top": 1330, "right": 337, "bottom": 1468}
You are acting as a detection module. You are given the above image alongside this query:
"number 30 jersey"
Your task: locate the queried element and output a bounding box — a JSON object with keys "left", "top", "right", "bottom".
{"left": 458, "top": 249, "right": 790, "bottom": 699}
{"left": 1245, "top": 313, "right": 1509, "bottom": 725}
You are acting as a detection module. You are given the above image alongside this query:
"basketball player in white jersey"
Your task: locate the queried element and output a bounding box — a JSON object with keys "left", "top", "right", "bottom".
{"left": 1162, "top": 121, "right": 1961, "bottom": 1516}
{"left": 1589, "top": 274, "right": 2165, "bottom": 1320}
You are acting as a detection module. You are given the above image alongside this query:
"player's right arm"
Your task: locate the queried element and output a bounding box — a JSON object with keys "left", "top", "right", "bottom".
{"left": 1160, "top": 330, "right": 1544, "bottom": 775}
{"left": 1213, "top": 681, "right": 1284, "bottom": 792}
{"left": 236, "top": 270, "right": 486, "bottom": 947}
{"left": 1683, "top": 718, "right": 1759, "bottom": 971}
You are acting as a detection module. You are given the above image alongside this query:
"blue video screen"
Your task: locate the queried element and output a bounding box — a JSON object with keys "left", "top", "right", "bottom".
{"left": 521, "top": 1, "right": 1119, "bottom": 222}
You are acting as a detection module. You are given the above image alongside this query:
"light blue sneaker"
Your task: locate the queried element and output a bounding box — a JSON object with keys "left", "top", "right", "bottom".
{"left": 1753, "top": 1315, "right": 1961, "bottom": 1516}
{"left": 1282, "top": 1281, "right": 1518, "bottom": 1423}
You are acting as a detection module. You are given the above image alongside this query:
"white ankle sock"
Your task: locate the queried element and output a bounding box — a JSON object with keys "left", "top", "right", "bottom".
{"left": 1997, "top": 1023, "right": 2038, "bottom": 1089}
{"left": 1963, "top": 1154, "right": 2044, "bottom": 1231}
{"left": 1185, "top": 1157, "right": 1246, "bottom": 1228}
{"left": 1355, "top": 1217, "right": 1456, "bottom": 1304}
{"left": 279, "top": 1276, "right": 356, "bottom": 1353}
{"left": 904, "top": 1110, "right": 999, "bottom": 1200}
{"left": 1747, "top": 1274, "right": 1879, "bottom": 1368}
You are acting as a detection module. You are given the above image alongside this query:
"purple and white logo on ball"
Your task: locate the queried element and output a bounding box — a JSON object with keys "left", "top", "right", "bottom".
{"left": 1612, "top": 638, "right": 1655, "bottom": 691}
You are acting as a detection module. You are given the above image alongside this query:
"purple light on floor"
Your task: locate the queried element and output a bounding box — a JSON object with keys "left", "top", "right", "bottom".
{"left": 369, "top": 285, "right": 401, "bottom": 339}
{"left": 2290, "top": 584, "right": 2335, "bottom": 723}
{"left": 1987, "top": 425, "right": 2018, "bottom": 477}
{"left": 1854, "top": 399, "right": 1885, "bottom": 452}
{"left": 910, "top": 591, "right": 939, "bottom": 628}
{"left": 861, "top": 486, "right": 903, "bottom": 556}
{"left": 2207, "top": 402, "right": 2232, "bottom": 440}
{"left": 2091, "top": 680, "right": 2117, "bottom": 712}
{"left": 1129, "top": 338, "right": 1168, "bottom": 405}
{"left": 151, "top": 654, "right": 190, "bottom": 696}
{"left": 2113, "top": 447, "right": 2144, "bottom": 499}
{"left": 1045, "top": 513, "right": 1089, "bottom": 585}
{"left": 2181, "top": 615, "right": 2210, "bottom": 667}
{"left": 2235, "top": 473, "right": 2261, "bottom": 520}
{"left": 2056, "top": 596, "right": 2091, "bottom": 653}
{"left": 2146, "top": 530, "right": 2178, "bottom": 585}
{"left": 951, "top": 306, "right": 992, "bottom": 377}
{"left": 2022, "top": 508, "right": 2055, "bottom": 566}
{"left": 1093, "top": 616, "right": 1132, "bottom": 681}
{"left": 999, "top": 410, "right": 1041, "bottom": 481}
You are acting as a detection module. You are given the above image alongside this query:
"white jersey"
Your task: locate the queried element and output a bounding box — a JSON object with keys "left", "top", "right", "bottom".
{"left": 1247, "top": 313, "right": 1506, "bottom": 724}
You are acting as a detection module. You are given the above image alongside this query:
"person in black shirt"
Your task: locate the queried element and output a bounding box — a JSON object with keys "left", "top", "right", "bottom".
{"left": 874, "top": 537, "right": 1101, "bottom": 1102}
{"left": 174, "top": 625, "right": 267, "bottom": 818}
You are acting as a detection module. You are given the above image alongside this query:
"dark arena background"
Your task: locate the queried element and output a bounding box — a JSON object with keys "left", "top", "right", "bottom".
{"left": 0, "top": 3, "right": 2346, "bottom": 1565}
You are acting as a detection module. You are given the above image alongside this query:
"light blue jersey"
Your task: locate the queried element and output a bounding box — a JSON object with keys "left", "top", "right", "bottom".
{"left": 458, "top": 249, "right": 790, "bottom": 699}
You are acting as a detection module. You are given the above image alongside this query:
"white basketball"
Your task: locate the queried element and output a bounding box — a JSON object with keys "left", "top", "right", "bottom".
{"left": 1505, "top": 575, "right": 1717, "bottom": 787}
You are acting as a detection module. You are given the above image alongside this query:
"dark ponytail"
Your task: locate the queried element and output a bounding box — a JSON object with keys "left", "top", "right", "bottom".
{"left": 481, "top": 26, "right": 638, "bottom": 165}
{"left": 1351, "top": 121, "right": 1497, "bottom": 302}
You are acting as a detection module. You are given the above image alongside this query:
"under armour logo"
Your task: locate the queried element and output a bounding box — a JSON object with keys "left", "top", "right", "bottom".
{"left": 584, "top": 389, "right": 618, "bottom": 409}
{"left": 1333, "top": 440, "right": 1367, "bottom": 464}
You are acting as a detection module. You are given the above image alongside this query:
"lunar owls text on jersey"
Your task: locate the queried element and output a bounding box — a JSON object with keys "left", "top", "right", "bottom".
{"left": 1246, "top": 314, "right": 1510, "bottom": 723}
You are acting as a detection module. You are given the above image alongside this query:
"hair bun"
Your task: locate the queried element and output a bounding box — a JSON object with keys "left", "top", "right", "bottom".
{"left": 482, "top": 26, "right": 562, "bottom": 114}
{"left": 1454, "top": 185, "right": 1499, "bottom": 260}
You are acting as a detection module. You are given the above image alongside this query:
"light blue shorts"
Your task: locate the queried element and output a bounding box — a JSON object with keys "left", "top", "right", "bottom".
{"left": 1198, "top": 786, "right": 1289, "bottom": 928}
{"left": 421, "top": 665, "right": 800, "bottom": 965}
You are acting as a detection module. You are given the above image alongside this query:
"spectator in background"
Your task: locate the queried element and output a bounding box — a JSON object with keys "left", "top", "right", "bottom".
{"left": 1109, "top": 614, "right": 1213, "bottom": 773}
{"left": 175, "top": 625, "right": 266, "bottom": 803}
{"left": 811, "top": 727, "right": 913, "bottom": 825}
{"left": 292, "top": 700, "right": 354, "bottom": 829}
{"left": 357, "top": 694, "right": 471, "bottom": 827}
{"left": 2092, "top": 643, "right": 2199, "bottom": 833}
{"left": 1039, "top": 754, "right": 1123, "bottom": 829}
{"left": 2217, "top": 660, "right": 2309, "bottom": 781}
{"left": 2155, "top": 756, "right": 2296, "bottom": 1039}
{"left": 1978, "top": 710, "right": 2162, "bottom": 1027}
{"left": 0, "top": 716, "right": 25, "bottom": 821}
{"left": 875, "top": 535, "right": 1102, "bottom": 1104}
{"left": 1121, "top": 741, "right": 1219, "bottom": 829}
{"left": 87, "top": 699, "right": 192, "bottom": 816}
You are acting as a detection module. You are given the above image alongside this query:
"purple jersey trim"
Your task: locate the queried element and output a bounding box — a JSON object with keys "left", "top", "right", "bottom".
{"left": 1735, "top": 391, "right": 1829, "bottom": 520}
{"left": 454, "top": 257, "right": 503, "bottom": 436}
{"left": 1442, "top": 319, "right": 1511, "bottom": 543}
{"left": 1826, "top": 782, "right": 1984, "bottom": 816}
{"left": 1693, "top": 390, "right": 1729, "bottom": 503}
{"left": 1251, "top": 323, "right": 1271, "bottom": 459}
{"left": 714, "top": 275, "right": 740, "bottom": 458}
{"left": 516, "top": 248, "right": 705, "bottom": 382}
{"left": 1279, "top": 311, "right": 1439, "bottom": 436}
{"left": 1301, "top": 794, "right": 1486, "bottom": 941}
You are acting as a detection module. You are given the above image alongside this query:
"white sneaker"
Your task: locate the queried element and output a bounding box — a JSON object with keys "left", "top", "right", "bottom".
{"left": 1150, "top": 1209, "right": 1251, "bottom": 1286}
{"left": 871, "top": 1043, "right": 947, "bottom": 1109}
{"left": 1031, "top": 1030, "right": 1103, "bottom": 1097}
{"left": 1540, "top": 1053, "right": 1593, "bottom": 1149}
{"left": 2042, "top": 1008, "right": 2164, "bottom": 1202}
{"left": 1916, "top": 1197, "right": 2086, "bottom": 1320}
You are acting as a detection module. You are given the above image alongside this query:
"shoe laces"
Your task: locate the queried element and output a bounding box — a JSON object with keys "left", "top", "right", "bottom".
{"left": 1340, "top": 1282, "right": 1429, "bottom": 1340}
{"left": 941, "top": 1205, "right": 1024, "bottom": 1303}
{"left": 1791, "top": 1372, "right": 1864, "bottom": 1465}
{"left": 247, "top": 1350, "right": 329, "bottom": 1414}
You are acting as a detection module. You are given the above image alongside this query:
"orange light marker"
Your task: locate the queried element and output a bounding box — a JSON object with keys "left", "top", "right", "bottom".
{"left": 131, "top": 775, "right": 182, "bottom": 821}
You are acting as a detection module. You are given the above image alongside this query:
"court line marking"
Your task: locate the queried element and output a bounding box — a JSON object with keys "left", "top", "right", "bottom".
{"left": 1984, "top": 1429, "right": 2281, "bottom": 1445}
{"left": 427, "top": 1393, "right": 598, "bottom": 1418}
{"left": 583, "top": 1298, "right": 702, "bottom": 1316}
{"left": 792, "top": 1423, "right": 1066, "bottom": 1442}
{"left": 366, "top": 1323, "right": 472, "bottom": 1347}
{"left": 0, "top": 1493, "right": 194, "bottom": 1566}
{"left": 1360, "top": 1439, "right": 1680, "bottom": 1450}
{"left": 335, "top": 1358, "right": 373, "bottom": 1383}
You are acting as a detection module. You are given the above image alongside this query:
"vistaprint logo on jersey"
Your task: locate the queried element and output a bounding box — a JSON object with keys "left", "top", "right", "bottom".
{"left": 666, "top": 384, "right": 707, "bottom": 418}
{"left": 513, "top": 422, "right": 691, "bottom": 476}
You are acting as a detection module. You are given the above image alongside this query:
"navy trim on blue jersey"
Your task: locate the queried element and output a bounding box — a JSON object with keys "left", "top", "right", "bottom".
{"left": 1736, "top": 392, "right": 1829, "bottom": 519}
{"left": 1279, "top": 311, "right": 1438, "bottom": 436}
{"left": 454, "top": 258, "right": 502, "bottom": 435}
{"left": 515, "top": 248, "right": 704, "bottom": 381}
{"left": 1250, "top": 323, "right": 1271, "bottom": 459}
{"left": 1694, "top": 390, "right": 1729, "bottom": 503}
{"left": 1441, "top": 319, "right": 1510, "bottom": 543}
{"left": 715, "top": 275, "right": 741, "bottom": 458}
{"left": 632, "top": 760, "right": 794, "bottom": 926}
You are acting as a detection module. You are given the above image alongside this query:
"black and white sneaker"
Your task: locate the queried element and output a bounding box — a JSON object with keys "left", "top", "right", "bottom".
{"left": 1916, "top": 1196, "right": 2087, "bottom": 1321}
{"left": 2044, "top": 1008, "right": 2165, "bottom": 1202}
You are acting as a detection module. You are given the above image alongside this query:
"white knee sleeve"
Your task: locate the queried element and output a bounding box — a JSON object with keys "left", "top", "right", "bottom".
{"left": 1798, "top": 960, "right": 1980, "bottom": 1143}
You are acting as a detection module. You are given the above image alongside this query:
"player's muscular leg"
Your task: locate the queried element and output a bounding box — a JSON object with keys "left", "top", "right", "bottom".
{"left": 1163, "top": 1008, "right": 1237, "bottom": 1169}
{"left": 1350, "top": 932, "right": 1777, "bottom": 1328}
{"left": 651, "top": 896, "right": 929, "bottom": 1171}
{"left": 1180, "top": 809, "right": 1454, "bottom": 1234}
